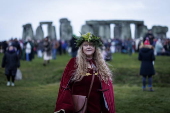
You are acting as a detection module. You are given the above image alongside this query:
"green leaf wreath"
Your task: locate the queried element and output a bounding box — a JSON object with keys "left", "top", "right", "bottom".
{"left": 74, "top": 32, "right": 103, "bottom": 47}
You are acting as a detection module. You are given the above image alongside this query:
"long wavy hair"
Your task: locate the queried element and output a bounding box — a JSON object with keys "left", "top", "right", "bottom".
{"left": 73, "top": 45, "right": 112, "bottom": 82}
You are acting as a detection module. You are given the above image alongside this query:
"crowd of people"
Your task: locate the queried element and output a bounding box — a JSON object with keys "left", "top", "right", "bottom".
{"left": 103, "top": 36, "right": 170, "bottom": 57}
{"left": 0, "top": 32, "right": 170, "bottom": 63}
{"left": 0, "top": 30, "right": 170, "bottom": 112}
{"left": 0, "top": 30, "right": 170, "bottom": 88}
{"left": 0, "top": 37, "right": 68, "bottom": 61}
{"left": 0, "top": 37, "right": 67, "bottom": 86}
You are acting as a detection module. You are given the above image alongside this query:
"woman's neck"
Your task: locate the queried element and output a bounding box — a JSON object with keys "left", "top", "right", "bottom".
{"left": 86, "top": 56, "right": 93, "bottom": 60}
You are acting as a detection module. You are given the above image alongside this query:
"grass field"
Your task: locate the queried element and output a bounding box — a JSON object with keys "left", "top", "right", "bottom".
{"left": 0, "top": 53, "right": 170, "bottom": 113}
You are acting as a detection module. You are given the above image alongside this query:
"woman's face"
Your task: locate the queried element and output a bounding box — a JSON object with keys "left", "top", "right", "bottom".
{"left": 9, "top": 46, "right": 14, "bottom": 51}
{"left": 82, "top": 42, "right": 95, "bottom": 58}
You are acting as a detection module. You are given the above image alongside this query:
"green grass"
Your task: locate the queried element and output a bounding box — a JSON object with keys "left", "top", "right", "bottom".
{"left": 0, "top": 53, "right": 170, "bottom": 113}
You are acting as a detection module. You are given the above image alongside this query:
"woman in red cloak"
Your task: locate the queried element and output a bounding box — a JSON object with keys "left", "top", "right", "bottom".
{"left": 54, "top": 33, "right": 116, "bottom": 113}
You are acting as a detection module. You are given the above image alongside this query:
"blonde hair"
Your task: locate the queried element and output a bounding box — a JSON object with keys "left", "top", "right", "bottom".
{"left": 73, "top": 45, "right": 112, "bottom": 82}
{"left": 139, "top": 44, "right": 154, "bottom": 49}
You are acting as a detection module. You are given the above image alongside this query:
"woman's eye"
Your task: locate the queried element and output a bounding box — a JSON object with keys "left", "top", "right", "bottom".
{"left": 83, "top": 44, "right": 94, "bottom": 47}
{"left": 83, "top": 44, "right": 88, "bottom": 46}
{"left": 89, "top": 44, "right": 94, "bottom": 47}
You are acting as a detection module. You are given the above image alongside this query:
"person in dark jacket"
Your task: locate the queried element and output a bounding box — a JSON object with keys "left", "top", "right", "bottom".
{"left": 12, "top": 38, "right": 21, "bottom": 55}
{"left": 1, "top": 45, "right": 20, "bottom": 86}
{"left": 138, "top": 39, "right": 155, "bottom": 91}
{"left": 70, "top": 35, "right": 78, "bottom": 58}
{"left": 143, "top": 30, "right": 155, "bottom": 46}
{"left": 2, "top": 41, "right": 8, "bottom": 53}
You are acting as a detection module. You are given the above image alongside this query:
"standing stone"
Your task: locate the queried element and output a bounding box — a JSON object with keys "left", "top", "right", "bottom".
{"left": 60, "top": 18, "right": 73, "bottom": 40}
{"left": 35, "top": 25, "right": 44, "bottom": 40}
{"left": 50, "top": 26, "right": 57, "bottom": 40}
{"left": 81, "top": 25, "right": 94, "bottom": 34}
{"left": 152, "top": 26, "right": 168, "bottom": 39}
{"left": 47, "top": 23, "right": 53, "bottom": 38}
{"left": 99, "top": 24, "right": 110, "bottom": 39}
{"left": 84, "top": 20, "right": 149, "bottom": 40}
{"left": 99, "top": 25, "right": 105, "bottom": 38}
{"left": 47, "top": 23, "right": 56, "bottom": 39}
{"left": 22, "top": 24, "right": 34, "bottom": 40}
{"left": 104, "top": 24, "right": 110, "bottom": 39}
{"left": 34, "top": 22, "right": 57, "bottom": 40}
{"left": 135, "top": 24, "right": 148, "bottom": 39}
{"left": 91, "top": 24, "right": 100, "bottom": 37}
{"left": 114, "top": 23, "right": 122, "bottom": 39}
{"left": 120, "top": 22, "right": 131, "bottom": 39}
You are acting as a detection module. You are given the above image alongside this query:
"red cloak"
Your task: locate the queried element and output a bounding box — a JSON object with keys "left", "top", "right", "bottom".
{"left": 54, "top": 58, "right": 116, "bottom": 113}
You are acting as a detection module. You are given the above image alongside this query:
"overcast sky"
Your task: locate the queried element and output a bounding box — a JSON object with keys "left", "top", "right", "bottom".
{"left": 0, "top": 0, "right": 170, "bottom": 41}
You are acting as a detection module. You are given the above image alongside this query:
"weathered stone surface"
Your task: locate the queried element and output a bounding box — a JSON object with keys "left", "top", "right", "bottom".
{"left": 83, "top": 20, "right": 145, "bottom": 39}
{"left": 120, "top": 22, "right": 131, "bottom": 39}
{"left": 60, "top": 18, "right": 72, "bottom": 40}
{"left": 114, "top": 23, "right": 122, "bottom": 39}
{"left": 86, "top": 20, "right": 144, "bottom": 25}
{"left": 51, "top": 26, "right": 57, "bottom": 39}
{"left": 22, "top": 21, "right": 57, "bottom": 40}
{"left": 99, "top": 24, "right": 110, "bottom": 39}
{"left": 47, "top": 24, "right": 53, "bottom": 38}
{"left": 22, "top": 24, "right": 34, "bottom": 40}
{"left": 40, "top": 22, "right": 52, "bottom": 25}
{"left": 84, "top": 20, "right": 169, "bottom": 39}
{"left": 91, "top": 24, "right": 100, "bottom": 37}
{"left": 35, "top": 25, "right": 44, "bottom": 40}
{"left": 135, "top": 24, "right": 148, "bottom": 39}
{"left": 152, "top": 26, "right": 168, "bottom": 39}
{"left": 41, "top": 21, "right": 56, "bottom": 39}
{"left": 81, "top": 25, "right": 94, "bottom": 34}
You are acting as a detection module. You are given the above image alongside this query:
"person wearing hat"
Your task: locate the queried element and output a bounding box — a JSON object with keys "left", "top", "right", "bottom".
{"left": 143, "top": 30, "right": 155, "bottom": 46}
{"left": 138, "top": 38, "right": 155, "bottom": 91}
{"left": 54, "top": 32, "right": 115, "bottom": 113}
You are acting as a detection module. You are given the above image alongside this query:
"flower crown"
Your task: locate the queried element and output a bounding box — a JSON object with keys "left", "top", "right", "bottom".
{"left": 74, "top": 32, "right": 103, "bottom": 47}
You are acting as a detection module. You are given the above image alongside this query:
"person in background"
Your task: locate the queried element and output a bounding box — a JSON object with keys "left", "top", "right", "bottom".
{"left": 43, "top": 36, "right": 52, "bottom": 66}
{"left": 103, "top": 46, "right": 112, "bottom": 61}
{"left": 163, "top": 39, "right": 170, "bottom": 56}
{"left": 62, "top": 40, "right": 68, "bottom": 54}
{"left": 12, "top": 38, "right": 21, "bottom": 56}
{"left": 154, "top": 39, "right": 165, "bottom": 56}
{"left": 143, "top": 30, "right": 155, "bottom": 46}
{"left": 58, "top": 40, "right": 62, "bottom": 55}
{"left": 1, "top": 45, "right": 20, "bottom": 86}
{"left": 127, "top": 38, "right": 133, "bottom": 56}
{"left": 51, "top": 39, "right": 60, "bottom": 59}
{"left": 2, "top": 41, "right": 8, "bottom": 54}
{"left": 138, "top": 38, "right": 155, "bottom": 91}
{"left": 24, "top": 37, "right": 34, "bottom": 61}
{"left": 70, "top": 35, "right": 78, "bottom": 57}
{"left": 54, "top": 32, "right": 115, "bottom": 113}
{"left": 36, "top": 39, "right": 43, "bottom": 58}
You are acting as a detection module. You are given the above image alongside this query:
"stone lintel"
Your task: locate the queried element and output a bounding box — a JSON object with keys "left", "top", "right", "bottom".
{"left": 60, "top": 18, "right": 70, "bottom": 23}
{"left": 40, "top": 22, "right": 53, "bottom": 25}
{"left": 23, "top": 23, "right": 32, "bottom": 27}
{"left": 86, "top": 20, "right": 144, "bottom": 25}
